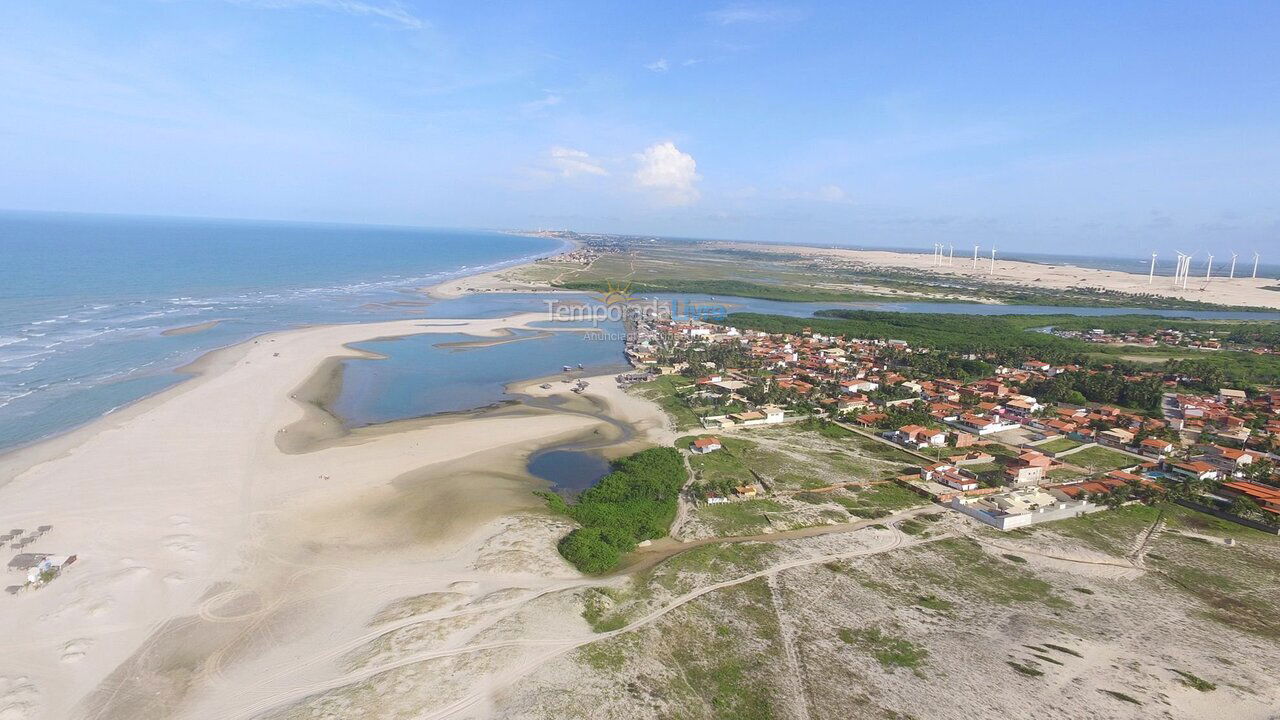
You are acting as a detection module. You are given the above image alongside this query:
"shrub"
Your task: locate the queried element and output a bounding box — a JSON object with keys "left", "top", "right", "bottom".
{"left": 548, "top": 447, "right": 688, "bottom": 573}
{"left": 558, "top": 529, "right": 622, "bottom": 574}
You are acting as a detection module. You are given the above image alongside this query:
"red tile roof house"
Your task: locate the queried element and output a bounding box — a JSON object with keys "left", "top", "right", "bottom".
{"left": 691, "top": 436, "right": 722, "bottom": 454}
{"left": 893, "top": 425, "right": 946, "bottom": 449}
{"left": 1050, "top": 471, "right": 1159, "bottom": 501}
{"left": 855, "top": 412, "right": 887, "bottom": 427}
{"left": 1219, "top": 481, "right": 1280, "bottom": 517}
{"left": 1138, "top": 437, "right": 1174, "bottom": 457}
{"left": 837, "top": 395, "right": 870, "bottom": 412}
{"left": 1005, "top": 451, "right": 1053, "bottom": 485}
{"left": 956, "top": 413, "right": 1020, "bottom": 435}
{"left": 922, "top": 463, "right": 981, "bottom": 491}
{"left": 1205, "top": 445, "right": 1256, "bottom": 473}
{"left": 1168, "top": 460, "right": 1221, "bottom": 481}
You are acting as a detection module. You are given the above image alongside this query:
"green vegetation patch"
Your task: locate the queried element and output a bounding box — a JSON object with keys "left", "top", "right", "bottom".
{"left": 909, "top": 538, "right": 1069, "bottom": 608}
{"left": 662, "top": 578, "right": 780, "bottom": 720}
{"left": 546, "top": 447, "right": 687, "bottom": 573}
{"left": 651, "top": 542, "right": 776, "bottom": 594}
{"left": 1006, "top": 661, "right": 1043, "bottom": 677}
{"left": 898, "top": 518, "right": 929, "bottom": 536}
{"left": 580, "top": 587, "right": 633, "bottom": 632}
{"left": 1170, "top": 669, "right": 1216, "bottom": 692}
{"left": 1064, "top": 446, "right": 1138, "bottom": 472}
{"left": 633, "top": 375, "right": 701, "bottom": 430}
{"left": 914, "top": 594, "right": 954, "bottom": 613}
{"left": 839, "top": 626, "right": 928, "bottom": 670}
{"left": 557, "top": 277, "right": 889, "bottom": 303}
{"left": 578, "top": 634, "right": 633, "bottom": 672}
{"left": 1048, "top": 504, "right": 1164, "bottom": 555}
{"left": 1099, "top": 689, "right": 1142, "bottom": 705}
{"left": 835, "top": 483, "right": 926, "bottom": 516}
{"left": 1041, "top": 643, "right": 1083, "bottom": 658}
{"left": 685, "top": 436, "right": 757, "bottom": 490}
{"left": 698, "top": 498, "right": 787, "bottom": 536}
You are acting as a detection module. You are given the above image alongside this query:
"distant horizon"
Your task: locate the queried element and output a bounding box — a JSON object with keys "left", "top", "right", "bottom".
{"left": 5, "top": 207, "right": 1274, "bottom": 272}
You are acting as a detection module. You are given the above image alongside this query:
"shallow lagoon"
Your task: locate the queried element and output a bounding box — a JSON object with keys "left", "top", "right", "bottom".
{"left": 331, "top": 326, "right": 628, "bottom": 427}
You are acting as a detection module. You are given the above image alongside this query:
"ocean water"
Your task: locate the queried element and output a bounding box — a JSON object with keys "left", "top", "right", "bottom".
{"left": 0, "top": 212, "right": 562, "bottom": 451}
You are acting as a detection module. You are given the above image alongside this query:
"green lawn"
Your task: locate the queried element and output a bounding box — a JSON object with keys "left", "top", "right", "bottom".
{"left": 1064, "top": 446, "right": 1139, "bottom": 472}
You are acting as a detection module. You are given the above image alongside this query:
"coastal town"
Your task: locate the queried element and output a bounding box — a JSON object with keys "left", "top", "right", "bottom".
{"left": 622, "top": 304, "right": 1280, "bottom": 535}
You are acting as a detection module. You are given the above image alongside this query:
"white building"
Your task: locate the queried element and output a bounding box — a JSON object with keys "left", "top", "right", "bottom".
{"left": 949, "top": 489, "right": 1103, "bottom": 530}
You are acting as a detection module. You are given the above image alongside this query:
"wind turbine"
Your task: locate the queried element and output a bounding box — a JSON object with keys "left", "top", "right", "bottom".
{"left": 1182, "top": 252, "right": 1193, "bottom": 289}
{"left": 1253, "top": 252, "right": 1260, "bottom": 279}
{"left": 1229, "top": 252, "right": 1238, "bottom": 279}
{"left": 948, "top": 244, "right": 954, "bottom": 266}
{"left": 1148, "top": 252, "right": 1157, "bottom": 284}
{"left": 972, "top": 244, "right": 979, "bottom": 269}
{"left": 989, "top": 246, "right": 996, "bottom": 275}
{"left": 1205, "top": 254, "right": 1214, "bottom": 280}
{"left": 1173, "top": 252, "right": 1185, "bottom": 288}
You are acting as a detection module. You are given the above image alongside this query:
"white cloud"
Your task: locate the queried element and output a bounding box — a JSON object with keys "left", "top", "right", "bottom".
{"left": 521, "top": 93, "right": 563, "bottom": 114}
{"left": 548, "top": 146, "right": 608, "bottom": 178}
{"left": 645, "top": 58, "right": 670, "bottom": 72}
{"left": 633, "top": 141, "right": 701, "bottom": 205}
{"left": 816, "top": 184, "right": 848, "bottom": 202}
{"left": 227, "top": 0, "right": 426, "bottom": 29}
{"left": 705, "top": 4, "right": 798, "bottom": 25}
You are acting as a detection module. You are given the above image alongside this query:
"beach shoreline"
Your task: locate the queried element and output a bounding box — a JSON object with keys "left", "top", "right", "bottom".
{"left": 0, "top": 309, "right": 667, "bottom": 720}
{"left": 160, "top": 319, "right": 224, "bottom": 336}
{"left": 422, "top": 235, "right": 584, "bottom": 299}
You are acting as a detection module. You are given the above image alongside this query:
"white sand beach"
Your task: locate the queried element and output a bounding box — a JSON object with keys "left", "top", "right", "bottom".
{"left": 424, "top": 265, "right": 579, "bottom": 300}
{"left": 0, "top": 314, "right": 669, "bottom": 720}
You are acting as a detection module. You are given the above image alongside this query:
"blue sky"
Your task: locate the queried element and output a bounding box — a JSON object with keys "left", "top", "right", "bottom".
{"left": 2, "top": 1, "right": 1278, "bottom": 255}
